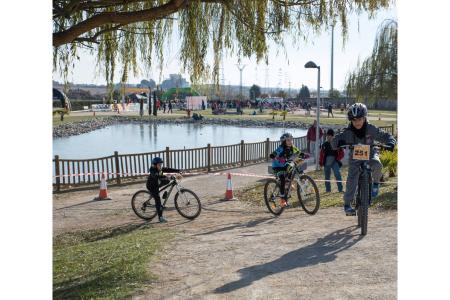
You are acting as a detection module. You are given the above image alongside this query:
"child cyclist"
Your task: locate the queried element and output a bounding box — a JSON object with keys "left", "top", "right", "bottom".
{"left": 146, "top": 157, "right": 182, "bottom": 223}
{"left": 331, "top": 103, "right": 396, "bottom": 216}
{"left": 269, "top": 133, "right": 305, "bottom": 207}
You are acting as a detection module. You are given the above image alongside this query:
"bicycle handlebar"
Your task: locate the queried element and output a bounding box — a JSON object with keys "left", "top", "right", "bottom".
{"left": 338, "top": 142, "right": 392, "bottom": 149}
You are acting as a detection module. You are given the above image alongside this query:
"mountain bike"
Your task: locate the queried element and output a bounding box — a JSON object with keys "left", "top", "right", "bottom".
{"left": 131, "top": 174, "right": 201, "bottom": 220}
{"left": 264, "top": 157, "right": 320, "bottom": 216}
{"left": 340, "top": 143, "right": 391, "bottom": 235}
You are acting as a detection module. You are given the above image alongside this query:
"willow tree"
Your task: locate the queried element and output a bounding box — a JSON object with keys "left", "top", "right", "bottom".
{"left": 53, "top": 0, "right": 393, "bottom": 90}
{"left": 345, "top": 19, "right": 397, "bottom": 103}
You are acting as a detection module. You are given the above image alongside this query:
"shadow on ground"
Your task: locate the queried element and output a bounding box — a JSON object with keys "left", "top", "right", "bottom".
{"left": 214, "top": 226, "right": 362, "bottom": 294}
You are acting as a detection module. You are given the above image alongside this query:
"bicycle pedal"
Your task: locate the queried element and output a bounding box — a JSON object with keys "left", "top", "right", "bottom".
{"left": 345, "top": 211, "right": 356, "bottom": 216}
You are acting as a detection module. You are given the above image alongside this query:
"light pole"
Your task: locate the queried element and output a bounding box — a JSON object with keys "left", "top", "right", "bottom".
{"left": 236, "top": 64, "right": 246, "bottom": 101}
{"left": 305, "top": 61, "right": 321, "bottom": 171}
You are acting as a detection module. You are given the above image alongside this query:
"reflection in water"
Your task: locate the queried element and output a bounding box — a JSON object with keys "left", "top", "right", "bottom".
{"left": 53, "top": 123, "right": 307, "bottom": 159}
{"left": 139, "top": 123, "right": 144, "bottom": 143}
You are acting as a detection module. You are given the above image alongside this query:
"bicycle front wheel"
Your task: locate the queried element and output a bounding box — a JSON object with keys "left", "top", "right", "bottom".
{"left": 297, "top": 174, "right": 320, "bottom": 215}
{"left": 131, "top": 190, "right": 158, "bottom": 220}
{"left": 263, "top": 179, "right": 284, "bottom": 216}
{"left": 359, "top": 174, "right": 370, "bottom": 235}
{"left": 174, "top": 188, "right": 202, "bottom": 219}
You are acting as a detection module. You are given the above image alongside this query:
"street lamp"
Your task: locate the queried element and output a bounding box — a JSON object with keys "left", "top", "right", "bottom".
{"left": 304, "top": 61, "right": 321, "bottom": 171}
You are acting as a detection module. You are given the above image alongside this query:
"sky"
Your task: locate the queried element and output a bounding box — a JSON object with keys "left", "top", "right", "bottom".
{"left": 53, "top": 4, "right": 397, "bottom": 92}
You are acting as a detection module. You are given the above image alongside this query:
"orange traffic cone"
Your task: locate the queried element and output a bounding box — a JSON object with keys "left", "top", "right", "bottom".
{"left": 224, "top": 173, "right": 236, "bottom": 200}
{"left": 94, "top": 173, "right": 111, "bottom": 200}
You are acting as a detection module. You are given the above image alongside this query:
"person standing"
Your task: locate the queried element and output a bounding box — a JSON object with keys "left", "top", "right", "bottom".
{"left": 327, "top": 103, "right": 334, "bottom": 118}
{"left": 163, "top": 101, "right": 167, "bottom": 113}
{"left": 306, "top": 120, "right": 324, "bottom": 159}
{"left": 168, "top": 100, "right": 173, "bottom": 113}
{"left": 319, "top": 129, "right": 344, "bottom": 193}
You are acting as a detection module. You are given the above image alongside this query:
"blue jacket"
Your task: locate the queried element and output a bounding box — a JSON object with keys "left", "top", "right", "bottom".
{"left": 271, "top": 144, "right": 301, "bottom": 168}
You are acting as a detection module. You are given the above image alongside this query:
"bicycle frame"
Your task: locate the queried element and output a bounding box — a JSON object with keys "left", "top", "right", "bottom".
{"left": 353, "top": 161, "right": 373, "bottom": 209}
{"left": 274, "top": 161, "right": 306, "bottom": 197}
{"left": 157, "top": 179, "right": 184, "bottom": 207}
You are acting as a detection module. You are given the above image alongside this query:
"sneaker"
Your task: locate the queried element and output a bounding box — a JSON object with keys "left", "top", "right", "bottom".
{"left": 372, "top": 183, "right": 379, "bottom": 198}
{"left": 344, "top": 205, "right": 356, "bottom": 216}
{"left": 159, "top": 216, "right": 168, "bottom": 223}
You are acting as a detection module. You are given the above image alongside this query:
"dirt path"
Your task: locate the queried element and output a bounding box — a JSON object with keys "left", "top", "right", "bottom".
{"left": 53, "top": 162, "right": 397, "bottom": 299}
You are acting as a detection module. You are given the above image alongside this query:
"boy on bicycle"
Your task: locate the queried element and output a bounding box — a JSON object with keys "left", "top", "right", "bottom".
{"left": 331, "top": 103, "right": 396, "bottom": 216}
{"left": 269, "top": 132, "right": 305, "bottom": 207}
{"left": 146, "top": 157, "right": 181, "bottom": 223}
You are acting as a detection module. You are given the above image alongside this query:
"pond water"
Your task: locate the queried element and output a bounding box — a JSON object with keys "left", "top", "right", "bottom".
{"left": 53, "top": 123, "right": 307, "bottom": 159}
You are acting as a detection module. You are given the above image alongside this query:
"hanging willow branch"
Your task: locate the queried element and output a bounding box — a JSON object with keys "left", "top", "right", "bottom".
{"left": 345, "top": 19, "right": 397, "bottom": 102}
{"left": 53, "top": 0, "right": 393, "bottom": 87}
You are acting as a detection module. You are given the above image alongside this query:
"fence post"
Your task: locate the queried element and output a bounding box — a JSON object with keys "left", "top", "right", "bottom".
{"left": 391, "top": 123, "right": 395, "bottom": 135}
{"left": 240, "top": 140, "right": 245, "bottom": 167}
{"left": 114, "top": 151, "right": 121, "bottom": 184}
{"left": 265, "top": 138, "right": 270, "bottom": 162}
{"left": 55, "top": 155, "right": 60, "bottom": 192}
{"left": 166, "top": 147, "right": 170, "bottom": 168}
{"left": 207, "top": 143, "right": 211, "bottom": 172}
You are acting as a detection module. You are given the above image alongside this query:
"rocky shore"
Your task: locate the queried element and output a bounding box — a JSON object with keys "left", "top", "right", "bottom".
{"left": 53, "top": 116, "right": 344, "bottom": 138}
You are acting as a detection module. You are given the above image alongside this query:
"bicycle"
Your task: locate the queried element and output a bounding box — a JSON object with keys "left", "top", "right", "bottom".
{"left": 131, "top": 174, "right": 201, "bottom": 221}
{"left": 340, "top": 142, "right": 390, "bottom": 235}
{"left": 264, "top": 157, "right": 320, "bottom": 216}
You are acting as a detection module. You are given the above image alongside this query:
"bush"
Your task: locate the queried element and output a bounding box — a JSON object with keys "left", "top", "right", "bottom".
{"left": 379, "top": 146, "right": 397, "bottom": 177}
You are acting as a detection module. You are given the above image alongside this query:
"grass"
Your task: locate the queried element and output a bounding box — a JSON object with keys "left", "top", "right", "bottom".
{"left": 53, "top": 223, "right": 175, "bottom": 299}
{"left": 236, "top": 166, "right": 397, "bottom": 211}
{"left": 54, "top": 108, "right": 396, "bottom": 128}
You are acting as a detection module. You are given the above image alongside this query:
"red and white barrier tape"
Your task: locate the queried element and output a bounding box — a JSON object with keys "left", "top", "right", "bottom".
{"left": 53, "top": 171, "right": 396, "bottom": 185}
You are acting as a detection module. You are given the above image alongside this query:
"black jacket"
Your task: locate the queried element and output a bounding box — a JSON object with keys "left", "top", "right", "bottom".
{"left": 146, "top": 166, "right": 181, "bottom": 194}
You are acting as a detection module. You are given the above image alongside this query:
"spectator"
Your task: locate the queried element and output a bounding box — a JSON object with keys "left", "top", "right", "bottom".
{"left": 168, "top": 100, "right": 173, "bottom": 113}
{"left": 163, "top": 101, "right": 167, "bottom": 113}
{"left": 306, "top": 120, "right": 324, "bottom": 160}
{"left": 327, "top": 103, "right": 334, "bottom": 118}
{"left": 319, "top": 129, "right": 344, "bottom": 193}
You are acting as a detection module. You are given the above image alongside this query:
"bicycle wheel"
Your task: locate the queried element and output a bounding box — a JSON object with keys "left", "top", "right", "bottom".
{"left": 263, "top": 179, "right": 284, "bottom": 216}
{"left": 296, "top": 174, "right": 320, "bottom": 215}
{"left": 359, "top": 173, "right": 370, "bottom": 235}
{"left": 174, "top": 188, "right": 202, "bottom": 219}
{"left": 131, "top": 190, "right": 158, "bottom": 220}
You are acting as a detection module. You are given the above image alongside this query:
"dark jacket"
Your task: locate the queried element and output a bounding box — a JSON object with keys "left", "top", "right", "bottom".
{"left": 331, "top": 121, "right": 396, "bottom": 158}
{"left": 146, "top": 166, "right": 181, "bottom": 194}
{"left": 319, "top": 141, "right": 344, "bottom": 167}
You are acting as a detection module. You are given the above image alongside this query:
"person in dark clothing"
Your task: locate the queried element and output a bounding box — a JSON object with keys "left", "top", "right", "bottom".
{"left": 327, "top": 103, "right": 334, "bottom": 118}
{"left": 168, "top": 101, "right": 173, "bottom": 113}
{"left": 319, "top": 129, "right": 344, "bottom": 193}
{"left": 163, "top": 101, "right": 167, "bottom": 113}
{"left": 146, "top": 157, "right": 181, "bottom": 223}
{"left": 331, "top": 103, "right": 396, "bottom": 215}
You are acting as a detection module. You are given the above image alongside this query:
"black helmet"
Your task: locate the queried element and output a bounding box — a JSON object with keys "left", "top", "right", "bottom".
{"left": 151, "top": 157, "right": 164, "bottom": 165}
{"left": 280, "top": 132, "right": 293, "bottom": 142}
{"left": 347, "top": 103, "right": 367, "bottom": 120}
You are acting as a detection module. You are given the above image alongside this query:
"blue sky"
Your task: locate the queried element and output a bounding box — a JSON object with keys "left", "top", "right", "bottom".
{"left": 53, "top": 4, "right": 396, "bottom": 92}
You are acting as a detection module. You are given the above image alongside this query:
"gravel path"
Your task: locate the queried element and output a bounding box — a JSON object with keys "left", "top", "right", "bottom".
{"left": 53, "top": 162, "right": 397, "bottom": 299}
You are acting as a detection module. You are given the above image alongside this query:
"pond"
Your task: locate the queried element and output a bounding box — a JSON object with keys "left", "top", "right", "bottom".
{"left": 53, "top": 123, "right": 307, "bottom": 159}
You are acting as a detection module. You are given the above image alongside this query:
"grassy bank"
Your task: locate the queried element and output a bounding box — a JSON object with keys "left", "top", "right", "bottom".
{"left": 236, "top": 166, "right": 397, "bottom": 210}
{"left": 53, "top": 223, "right": 174, "bottom": 299}
{"left": 53, "top": 108, "right": 396, "bottom": 128}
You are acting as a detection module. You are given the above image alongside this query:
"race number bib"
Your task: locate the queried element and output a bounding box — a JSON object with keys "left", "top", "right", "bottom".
{"left": 352, "top": 144, "right": 370, "bottom": 160}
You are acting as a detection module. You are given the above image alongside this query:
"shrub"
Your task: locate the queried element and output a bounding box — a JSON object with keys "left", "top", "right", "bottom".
{"left": 379, "top": 146, "right": 397, "bottom": 177}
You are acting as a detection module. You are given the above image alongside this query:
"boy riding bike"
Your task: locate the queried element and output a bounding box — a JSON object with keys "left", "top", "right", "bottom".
{"left": 269, "top": 133, "right": 305, "bottom": 207}
{"left": 146, "top": 157, "right": 181, "bottom": 223}
{"left": 331, "top": 103, "right": 396, "bottom": 216}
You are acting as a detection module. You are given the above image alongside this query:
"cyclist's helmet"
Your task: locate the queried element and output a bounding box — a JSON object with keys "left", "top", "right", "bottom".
{"left": 151, "top": 157, "right": 164, "bottom": 165}
{"left": 347, "top": 103, "right": 367, "bottom": 120}
{"left": 280, "top": 132, "right": 294, "bottom": 142}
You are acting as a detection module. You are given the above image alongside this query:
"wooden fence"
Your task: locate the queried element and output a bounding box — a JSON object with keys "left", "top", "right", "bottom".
{"left": 53, "top": 124, "right": 395, "bottom": 192}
